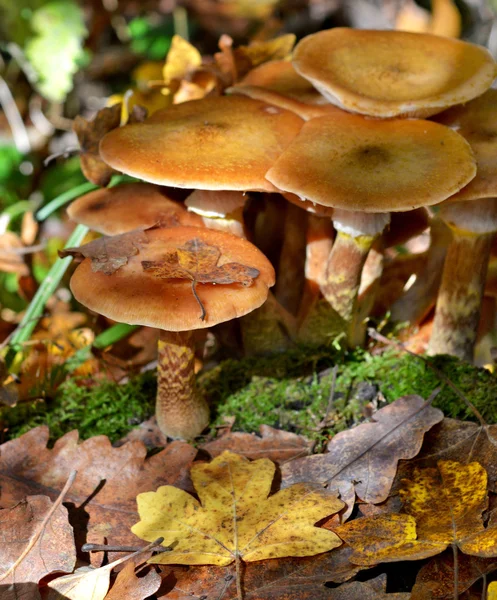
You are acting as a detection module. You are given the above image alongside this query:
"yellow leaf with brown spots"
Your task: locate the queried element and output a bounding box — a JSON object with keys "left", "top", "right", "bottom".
{"left": 337, "top": 460, "right": 497, "bottom": 566}
{"left": 131, "top": 450, "right": 343, "bottom": 566}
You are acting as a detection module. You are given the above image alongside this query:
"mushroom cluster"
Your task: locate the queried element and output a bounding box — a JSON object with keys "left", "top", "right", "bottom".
{"left": 66, "top": 27, "right": 497, "bottom": 439}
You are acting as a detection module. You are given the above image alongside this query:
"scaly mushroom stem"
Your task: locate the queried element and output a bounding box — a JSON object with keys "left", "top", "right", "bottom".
{"left": 428, "top": 232, "right": 494, "bottom": 361}
{"left": 390, "top": 217, "right": 451, "bottom": 325}
{"left": 156, "top": 330, "right": 209, "bottom": 439}
{"left": 320, "top": 211, "right": 390, "bottom": 345}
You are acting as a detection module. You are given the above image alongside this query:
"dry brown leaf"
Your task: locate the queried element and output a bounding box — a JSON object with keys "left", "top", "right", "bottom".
{"left": 0, "top": 232, "right": 28, "bottom": 275}
{"left": 60, "top": 229, "right": 148, "bottom": 275}
{"left": 411, "top": 550, "right": 497, "bottom": 599}
{"left": 281, "top": 396, "right": 443, "bottom": 518}
{"left": 142, "top": 237, "right": 259, "bottom": 320}
{"left": 163, "top": 545, "right": 361, "bottom": 599}
{"left": 0, "top": 427, "right": 197, "bottom": 564}
{"left": 200, "top": 424, "right": 313, "bottom": 464}
{"left": 394, "top": 418, "right": 497, "bottom": 495}
{"left": 73, "top": 104, "right": 121, "bottom": 186}
{"left": 104, "top": 561, "right": 161, "bottom": 600}
{"left": 0, "top": 495, "right": 75, "bottom": 600}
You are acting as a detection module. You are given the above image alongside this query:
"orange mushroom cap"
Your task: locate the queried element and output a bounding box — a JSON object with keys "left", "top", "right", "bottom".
{"left": 70, "top": 226, "right": 275, "bottom": 331}
{"left": 99, "top": 96, "right": 304, "bottom": 193}
{"left": 293, "top": 28, "right": 497, "bottom": 118}
{"left": 67, "top": 183, "right": 202, "bottom": 235}
{"left": 435, "top": 89, "right": 497, "bottom": 202}
{"left": 266, "top": 111, "right": 476, "bottom": 212}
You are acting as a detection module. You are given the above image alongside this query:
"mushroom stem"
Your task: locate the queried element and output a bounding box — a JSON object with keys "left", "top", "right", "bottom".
{"left": 319, "top": 210, "right": 390, "bottom": 343}
{"left": 429, "top": 198, "right": 497, "bottom": 361}
{"left": 156, "top": 330, "right": 209, "bottom": 439}
{"left": 428, "top": 231, "right": 494, "bottom": 361}
{"left": 390, "top": 217, "right": 451, "bottom": 325}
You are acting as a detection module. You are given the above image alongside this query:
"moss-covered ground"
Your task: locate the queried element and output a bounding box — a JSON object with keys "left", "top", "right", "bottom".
{"left": 3, "top": 346, "right": 497, "bottom": 445}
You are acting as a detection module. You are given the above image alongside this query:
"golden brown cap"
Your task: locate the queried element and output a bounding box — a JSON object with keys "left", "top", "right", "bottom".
{"left": 266, "top": 111, "right": 476, "bottom": 212}
{"left": 229, "top": 60, "right": 342, "bottom": 120}
{"left": 99, "top": 96, "right": 304, "bottom": 193}
{"left": 293, "top": 28, "right": 497, "bottom": 118}
{"left": 70, "top": 226, "right": 275, "bottom": 331}
{"left": 67, "top": 183, "right": 202, "bottom": 235}
{"left": 435, "top": 89, "right": 497, "bottom": 202}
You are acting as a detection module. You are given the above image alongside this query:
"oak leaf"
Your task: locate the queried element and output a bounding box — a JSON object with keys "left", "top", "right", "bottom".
{"left": 142, "top": 238, "right": 259, "bottom": 320}
{"left": 200, "top": 424, "right": 313, "bottom": 464}
{"left": 337, "top": 460, "right": 497, "bottom": 566}
{"left": 0, "top": 495, "right": 75, "bottom": 600}
{"left": 0, "top": 427, "right": 196, "bottom": 565}
{"left": 73, "top": 104, "right": 121, "bottom": 187}
{"left": 132, "top": 450, "right": 343, "bottom": 566}
{"left": 281, "top": 396, "right": 443, "bottom": 518}
{"left": 60, "top": 229, "right": 148, "bottom": 275}
{"left": 104, "top": 561, "right": 161, "bottom": 600}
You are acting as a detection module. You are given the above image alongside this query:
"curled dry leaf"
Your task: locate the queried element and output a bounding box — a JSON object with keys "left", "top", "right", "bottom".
{"left": 0, "top": 495, "right": 75, "bottom": 600}
{"left": 142, "top": 237, "right": 259, "bottom": 320}
{"left": 337, "top": 460, "right": 497, "bottom": 566}
{"left": 0, "top": 427, "right": 197, "bottom": 563}
{"left": 163, "top": 545, "right": 361, "bottom": 599}
{"left": 200, "top": 424, "right": 313, "bottom": 464}
{"left": 73, "top": 103, "right": 122, "bottom": 186}
{"left": 411, "top": 550, "right": 497, "bottom": 600}
{"left": 60, "top": 229, "right": 148, "bottom": 275}
{"left": 281, "top": 395, "right": 443, "bottom": 518}
{"left": 132, "top": 450, "right": 344, "bottom": 566}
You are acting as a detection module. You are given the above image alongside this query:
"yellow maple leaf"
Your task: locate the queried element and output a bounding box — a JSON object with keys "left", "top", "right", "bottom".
{"left": 337, "top": 460, "right": 497, "bottom": 565}
{"left": 131, "top": 451, "right": 343, "bottom": 566}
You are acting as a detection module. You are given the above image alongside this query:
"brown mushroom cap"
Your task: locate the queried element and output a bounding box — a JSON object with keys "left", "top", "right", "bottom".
{"left": 435, "top": 89, "right": 497, "bottom": 202}
{"left": 70, "top": 226, "right": 275, "bottom": 331}
{"left": 266, "top": 111, "right": 476, "bottom": 212}
{"left": 228, "top": 60, "right": 342, "bottom": 120}
{"left": 293, "top": 28, "right": 497, "bottom": 118}
{"left": 99, "top": 96, "right": 304, "bottom": 193}
{"left": 67, "top": 182, "right": 203, "bottom": 235}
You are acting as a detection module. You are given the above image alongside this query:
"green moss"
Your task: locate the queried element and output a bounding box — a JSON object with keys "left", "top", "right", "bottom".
{"left": 4, "top": 345, "right": 497, "bottom": 445}
{"left": 2, "top": 373, "right": 156, "bottom": 443}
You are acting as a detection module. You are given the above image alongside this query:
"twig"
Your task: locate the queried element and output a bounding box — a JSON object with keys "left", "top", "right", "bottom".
{"left": 0, "top": 75, "right": 30, "bottom": 153}
{"left": 81, "top": 542, "right": 170, "bottom": 553}
{"left": 368, "top": 328, "right": 486, "bottom": 426}
{"left": 452, "top": 543, "right": 459, "bottom": 600}
{"left": 0, "top": 470, "right": 77, "bottom": 583}
{"left": 43, "top": 147, "right": 80, "bottom": 167}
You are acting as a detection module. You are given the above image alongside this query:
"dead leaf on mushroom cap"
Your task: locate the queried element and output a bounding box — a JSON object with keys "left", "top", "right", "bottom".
{"left": 142, "top": 237, "right": 259, "bottom": 320}
{"left": 132, "top": 450, "right": 344, "bottom": 566}
{"left": 60, "top": 228, "right": 148, "bottom": 275}
{"left": 73, "top": 104, "right": 122, "bottom": 186}
{"left": 0, "top": 426, "right": 197, "bottom": 565}
{"left": 281, "top": 395, "right": 443, "bottom": 519}
{"left": 337, "top": 459, "right": 497, "bottom": 566}
{"left": 0, "top": 495, "right": 76, "bottom": 600}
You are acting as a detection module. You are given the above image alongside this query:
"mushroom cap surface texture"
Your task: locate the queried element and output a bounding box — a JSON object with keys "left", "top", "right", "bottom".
{"left": 435, "top": 89, "right": 497, "bottom": 202}
{"left": 70, "top": 226, "right": 275, "bottom": 331}
{"left": 293, "top": 28, "right": 497, "bottom": 118}
{"left": 99, "top": 96, "right": 304, "bottom": 193}
{"left": 67, "top": 182, "right": 202, "bottom": 235}
{"left": 266, "top": 112, "right": 476, "bottom": 212}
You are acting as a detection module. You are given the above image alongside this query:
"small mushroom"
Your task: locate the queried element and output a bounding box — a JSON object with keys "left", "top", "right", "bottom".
{"left": 67, "top": 182, "right": 203, "bottom": 235}
{"left": 292, "top": 28, "right": 496, "bottom": 118}
{"left": 64, "top": 225, "right": 275, "bottom": 439}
